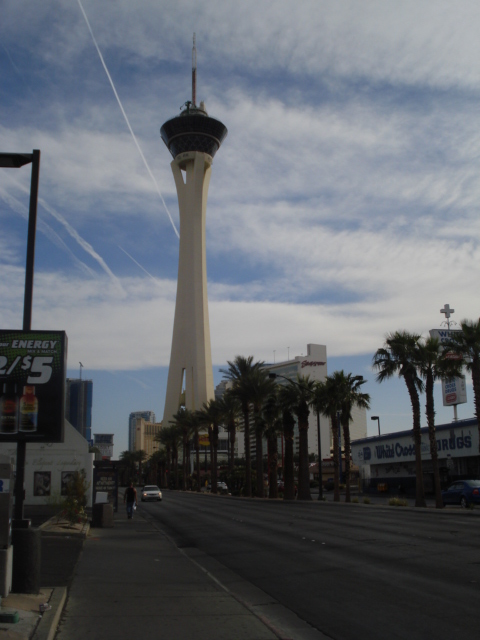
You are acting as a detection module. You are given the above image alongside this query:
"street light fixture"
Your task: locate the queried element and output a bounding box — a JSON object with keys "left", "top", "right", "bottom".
{"left": 371, "top": 416, "right": 381, "bottom": 436}
{"left": 268, "top": 372, "right": 324, "bottom": 501}
{"left": 1, "top": 151, "right": 42, "bottom": 594}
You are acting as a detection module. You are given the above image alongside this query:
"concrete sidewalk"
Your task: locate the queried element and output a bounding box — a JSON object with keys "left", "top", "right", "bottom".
{"left": 53, "top": 509, "right": 286, "bottom": 640}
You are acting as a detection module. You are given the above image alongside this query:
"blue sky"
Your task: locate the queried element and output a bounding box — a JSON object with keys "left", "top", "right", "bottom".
{"left": 2, "top": 1, "right": 479, "bottom": 456}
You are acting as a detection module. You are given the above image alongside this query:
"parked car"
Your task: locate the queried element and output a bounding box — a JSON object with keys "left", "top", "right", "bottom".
{"left": 442, "top": 480, "right": 480, "bottom": 508}
{"left": 207, "top": 481, "right": 229, "bottom": 493}
{"left": 140, "top": 485, "right": 163, "bottom": 502}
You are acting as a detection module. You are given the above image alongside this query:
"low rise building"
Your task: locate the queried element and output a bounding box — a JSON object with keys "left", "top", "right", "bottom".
{"left": 351, "top": 418, "right": 480, "bottom": 495}
{"left": 0, "top": 420, "right": 94, "bottom": 509}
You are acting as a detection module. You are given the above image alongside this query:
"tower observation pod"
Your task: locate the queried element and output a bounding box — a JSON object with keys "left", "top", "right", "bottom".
{"left": 160, "top": 73, "right": 227, "bottom": 426}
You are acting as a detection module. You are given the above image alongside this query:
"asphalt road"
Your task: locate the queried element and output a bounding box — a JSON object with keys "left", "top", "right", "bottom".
{"left": 138, "top": 492, "right": 480, "bottom": 640}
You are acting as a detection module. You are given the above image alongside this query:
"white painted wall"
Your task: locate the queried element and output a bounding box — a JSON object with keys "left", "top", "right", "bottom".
{"left": 0, "top": 420, "right": 94, "bottom": 507}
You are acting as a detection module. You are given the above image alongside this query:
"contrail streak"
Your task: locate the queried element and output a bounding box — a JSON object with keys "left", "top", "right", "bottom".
{"left": 0, "top": 182, "right": 96, "bottom": 278}
{"left": 4, "top": 173, "right": 120, "bottom": 285}
{"left": 117, "top": 245, "right": 159, "bottom": 282}
{"left": 38, "top": 196, "right": 121, "bottom": 286}
{"left": 77, "top": 0, "right": 180, "bottom": 239}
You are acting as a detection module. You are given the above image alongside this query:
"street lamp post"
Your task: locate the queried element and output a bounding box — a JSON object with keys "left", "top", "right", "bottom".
{"left": 268, "top": 372, "right": 323, "bottom": 501}
{"left": 0, "top": 150, "right": 40, "bottom": 527}
{"left": 371, "top": 416, "right": 381, "bottom": 436}
{"left": 1, "top": 151, "right": 41, "bottom": 594}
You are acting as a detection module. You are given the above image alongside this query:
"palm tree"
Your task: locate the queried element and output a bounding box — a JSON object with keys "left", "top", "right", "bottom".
{"left": 170, "top": 409, "right": 196, "bottom": 490}
{"left": 197, "top": 399, "right": 223, "bottom": 493}
{"left": 444, "top": 319, "right": 480, "bottom": 453}
{"left": 118, "top": 450, "right": 137, "bottom": 486}
{"left": 417, "top": 336, "right": 463, "bottom": 508}
{"left": 373, "top": 330, "right": 426, "bottom": 508}
{"left": 277, "top": 375, "right": 315, "bottom": 500}
{"left": 250, "top": 369, "right": 276, "bottom": 498}
{"left": 146, "top": 449, "right": 166, "bottom": 487}
{"left": 313, "top": 374, "right": 344, "bottom": 502}
{"left": 133, "top": 450, "right": 148, "bottom": 484}
{"left": 220, "top": 356, "right": 264, "bottom": 497}
{"left": 278, "top": 384, "right": 296, "bottom": 500}
{"left": 217, "top": 390, "right": 241, "bottom": 472}
{"left": 156, "top": 424, "right": 181, "bottom": 488}
{"left": 262, "top": 391, "right": 282, "bottom": 499}
{"left": 338, "top": 373, "right": 370, "bottom": 503}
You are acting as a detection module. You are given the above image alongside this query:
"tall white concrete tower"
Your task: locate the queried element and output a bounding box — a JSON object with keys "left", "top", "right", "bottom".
{"left": 160, "top": 42, "right": 227, "bottom": 426}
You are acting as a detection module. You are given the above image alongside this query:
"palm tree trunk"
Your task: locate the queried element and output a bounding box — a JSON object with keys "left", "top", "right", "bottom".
{"left": 255, "top": 430, "right": 264, "bottom": 498}
{"left": 405, "top": 376, "right": 426, "bottom": 507}
{"left": 268, "top": 435, "right": 278, "bottom": 499}
{"left": 243, "top": 405, "right": 252, "bottom": 497}
{"left": 212, "top": 424, "right": 218, "bottom": 493}
{"left": 298, "top": 420, "right": 312, "bottom": 500}
{"left": 332, "top": 412, "right": 340, "bottom": 502}
{"left": 283, "top": 410, "right": 295, "bottom": 500}
{"left": 229, "top": 421, "right": 236, "bottom": 471}
{"left": 342, "top": 417, "right": 351, "bottom": 503}
{"left": 195, "top": 430, "right": 201, "bottom": 492}
{"left": 182, "top": 433, "right": 188, "bottom": 490}
{"left": 174, "top": 449, "right": 179, "bottom": 489}
{"left": 472, "top": 358, "right": 480, "bottom": 454}
{"left": 425, "top": 372, "right": 443, "bottom": 508}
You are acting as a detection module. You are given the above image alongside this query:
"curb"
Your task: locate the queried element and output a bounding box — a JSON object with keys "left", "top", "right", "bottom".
{"left": 32, "top": 587, "right": 67, "bottom": 640}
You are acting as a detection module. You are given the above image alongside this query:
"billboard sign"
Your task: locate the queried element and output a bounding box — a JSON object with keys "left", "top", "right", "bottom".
{"left": 0, "top": 330, "right": 67, "bottom": 442}
{"left": 442, "top": 376, "right": 467, "bottom": 406}
{"left": 429, "top": 329, "right": 465, "bottom": 360}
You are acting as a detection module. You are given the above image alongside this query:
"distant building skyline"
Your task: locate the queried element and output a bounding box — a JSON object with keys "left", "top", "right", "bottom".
{"left": 66, "top": 378, "right": 93, "bottom": 441}
{"left": 128, "top": 411, "right": 155, "bottom": 451}
{"left": 134, "top": 418, "right": 162, "bottom": 458}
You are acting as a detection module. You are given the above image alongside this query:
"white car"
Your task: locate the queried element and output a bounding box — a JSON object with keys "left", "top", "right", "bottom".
{"left": 140, "top": 485, "right": 163, "bottom": 502}
{"left": 206, "top": 481, "right": 229, "bottom": 493}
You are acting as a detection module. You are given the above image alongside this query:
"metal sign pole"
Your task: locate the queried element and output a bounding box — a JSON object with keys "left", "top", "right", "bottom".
{"left": 14, "top": 150, "right": 40, "bottom": 526}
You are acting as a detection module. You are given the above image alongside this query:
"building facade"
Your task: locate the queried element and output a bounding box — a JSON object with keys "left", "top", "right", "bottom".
{"left": 351, "top": 418, "right": 480, "bottom": 494}
{"left": 134, "top": 418, "right": 163, "bottom": 458}
{"left": 128, "top": 411, "right": 155, "bottom": 451}
{"left": 0, "top": 420, "right": 94, "bottom": 507}
{"left": 65, "top": 378, "right": 93, "bottom": 441}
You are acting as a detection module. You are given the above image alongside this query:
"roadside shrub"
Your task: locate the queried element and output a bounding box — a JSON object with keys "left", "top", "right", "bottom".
{"left": 363, "top": 497, "right": 371, "bottom": 504}
{"left": 352, "top": 497, "right": 359, "bottom": 503}
{"left": 388, "top": 497, "right": 408, "bottom": 507}
{"left": 60, "top": 469, "right": 90, "bottom": 526}
{"left": 64, "top": 469, "right": 90, "bottom": 508}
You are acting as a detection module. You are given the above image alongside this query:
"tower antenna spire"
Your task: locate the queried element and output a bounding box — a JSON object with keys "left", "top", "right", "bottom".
{"left": 192, "top": 33, "right": 197, "bottom": 107}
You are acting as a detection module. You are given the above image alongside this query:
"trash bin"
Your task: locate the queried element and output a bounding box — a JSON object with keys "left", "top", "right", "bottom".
{"left": 92, "top": 492, "right": 114, "bottom": 528}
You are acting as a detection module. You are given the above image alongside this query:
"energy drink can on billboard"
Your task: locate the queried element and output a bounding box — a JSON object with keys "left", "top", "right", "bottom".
{"left": 19, "top": 385, "right": 38, "bottom": 432}
{"left": 0, "top": 382, "right": 19, "bottom": 433}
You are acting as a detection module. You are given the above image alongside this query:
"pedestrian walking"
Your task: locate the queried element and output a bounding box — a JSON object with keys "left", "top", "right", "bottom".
{"left": 124, "top": 482, "right": 137, "bottom": 519}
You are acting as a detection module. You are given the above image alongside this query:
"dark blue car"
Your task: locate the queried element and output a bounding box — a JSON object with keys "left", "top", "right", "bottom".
{"left": 441, "top": 480, "right": 480, "bottom": 508}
